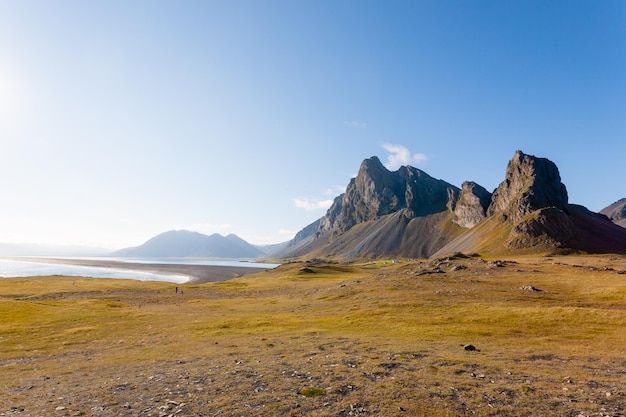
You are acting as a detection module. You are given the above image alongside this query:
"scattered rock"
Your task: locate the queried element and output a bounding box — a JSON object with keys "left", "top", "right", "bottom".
{"left": 462, "top": 344, "right": 480, "bottom": 351}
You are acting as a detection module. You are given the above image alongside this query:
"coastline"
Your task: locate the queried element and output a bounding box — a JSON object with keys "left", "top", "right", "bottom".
{"left": 6, "top": 257, "right": 273, "bottom": 284}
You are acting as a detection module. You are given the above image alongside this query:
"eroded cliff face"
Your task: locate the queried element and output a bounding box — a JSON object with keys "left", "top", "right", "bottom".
{"left": 506, "top": 207, "right": 576, "bottom": 249}
{"left": 280, "top": 150, "right": 626, "bottom": 260}
{"left": 452, "top": 181, "right": 492, "bottom": 228}
{"left": 484, "top": 150, "right": 574, "bottom": 250}
{"left": 319, "top": 156, "right": 459, "bottom": 234}
{"left": 487, "top": 150, "right": 568, "bottom": 222}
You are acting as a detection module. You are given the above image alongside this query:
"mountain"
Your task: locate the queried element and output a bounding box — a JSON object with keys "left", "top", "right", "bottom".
{"left": 600, "top": 198, "right": 626, "bottom": 228}
{"left": 435, "top": 151, "right": 626, "bottom": 256}
{"left": 278, "top": 156, "right": 467, "bottom": 259}
{"left": 279, "top": 151, "right": 626, "bottom": 260}
{"left": 113, "top": 230, "right": 264, "bottom": 258}
{"left": 254, "top": 241, "right": 290, "bottom": 255}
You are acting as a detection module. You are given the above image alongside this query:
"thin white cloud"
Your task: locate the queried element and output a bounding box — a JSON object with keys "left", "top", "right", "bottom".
{"left": 346, "top": 120, "right": 368, "bottom": 129}
{"left": 324, "top": 185, "right": 346, "bottom": 196}
{"left": 293, "top": 198, "right": 334, "bottom": 211}
{"left": 382, "top": 143, "right": 428, "bottom": 170}
{"left": 412, "top": 153, "right": 428, "bottom": 164}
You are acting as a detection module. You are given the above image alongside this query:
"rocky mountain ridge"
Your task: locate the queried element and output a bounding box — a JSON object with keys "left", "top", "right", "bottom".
{"left": 318, "top": 156, "right": 459, "bottom": 235}
{"left": 279, "top": 150, "right": 626, "bottom": 259}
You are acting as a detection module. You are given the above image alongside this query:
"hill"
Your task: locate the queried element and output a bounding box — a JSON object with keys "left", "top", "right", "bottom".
{"left": 600, "top": 198, "right": 626, "bottom": 228}
{"left": 280, "top": 151, "right": 626, "bottom": 260}
{"left": 113, "top": 230, "right": 264, "bottom": 258}
{"left": 434, "top": 151, "right": 626, "bottom": 256}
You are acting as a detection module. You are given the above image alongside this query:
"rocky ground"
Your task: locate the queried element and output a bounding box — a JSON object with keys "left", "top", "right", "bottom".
{"left": 4, "top": 335, "right": 625, "bottom": 417}
{"left": 1, "top": 255, "right": 625, "bottom": 416}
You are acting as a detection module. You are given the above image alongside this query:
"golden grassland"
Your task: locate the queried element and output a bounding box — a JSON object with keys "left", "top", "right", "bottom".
{"left": 0, "top": 255, "right": 625, "bottom": 416}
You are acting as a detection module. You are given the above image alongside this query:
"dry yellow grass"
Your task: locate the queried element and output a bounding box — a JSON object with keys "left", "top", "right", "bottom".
{"left": 0, "top": 255, "right": 625, "bottom": 416}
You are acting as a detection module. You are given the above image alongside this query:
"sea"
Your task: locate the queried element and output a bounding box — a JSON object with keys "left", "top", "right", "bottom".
{"left": 0, "top": 257, "right": 280, "bottom": 284}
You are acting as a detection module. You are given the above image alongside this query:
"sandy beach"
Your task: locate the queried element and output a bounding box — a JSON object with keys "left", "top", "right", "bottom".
{"left": 13, "top": 257, "right": 273, "bottom": 283}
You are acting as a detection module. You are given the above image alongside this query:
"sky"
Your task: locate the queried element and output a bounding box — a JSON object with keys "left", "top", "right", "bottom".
{"left": 0, "top": 0, "right": 624, "bottom": 249}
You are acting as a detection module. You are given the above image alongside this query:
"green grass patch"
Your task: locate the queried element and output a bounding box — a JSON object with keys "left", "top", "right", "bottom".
{"left": 300, "top": 387, "right": 326, "bottom": 397}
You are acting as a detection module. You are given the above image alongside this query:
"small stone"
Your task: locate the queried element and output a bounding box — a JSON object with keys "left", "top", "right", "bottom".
{"left": 55, "top": 406, "right": 66, "bottom": 411}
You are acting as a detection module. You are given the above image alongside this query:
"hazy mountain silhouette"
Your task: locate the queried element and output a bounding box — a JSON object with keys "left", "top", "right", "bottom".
{"left": 113, "top": 230, "right": 264, "bottom": 258}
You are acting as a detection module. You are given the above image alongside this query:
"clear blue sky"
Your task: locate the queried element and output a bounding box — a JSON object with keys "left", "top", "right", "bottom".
{"left": 0, "top": 0, "right": 624, "bottom": 249}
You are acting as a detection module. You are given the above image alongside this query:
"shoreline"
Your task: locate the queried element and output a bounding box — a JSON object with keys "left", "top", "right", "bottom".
{"left": 4, "top": 257, "right": 273, "bottom": 284}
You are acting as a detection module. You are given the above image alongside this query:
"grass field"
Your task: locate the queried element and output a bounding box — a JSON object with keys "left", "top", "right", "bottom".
{"left": 1, "top": 255, "right": 625, "bottom": 416}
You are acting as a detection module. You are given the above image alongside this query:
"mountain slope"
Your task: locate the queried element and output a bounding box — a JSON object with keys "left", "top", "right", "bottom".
{"left": 114, "top": 230, "right": 263, "bottom": 258}
{"left": 600, "top": 198, "right": 626, "bottom": 228}
{"left": 282, "top": 151, "right": 626, "bottom": 260}
{"left": 434, "top": 151, "right": 626, "bottom": 256}
{"left": 278, "top": 157, "right": 467, "bottom": 259}
{"left": 254, "top": 241, "right": 290, "bottom": 255}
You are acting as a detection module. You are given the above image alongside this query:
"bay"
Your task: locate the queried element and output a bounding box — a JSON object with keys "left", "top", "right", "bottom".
{"left": 0, "top": 257, "right": 279, "bottom": 284}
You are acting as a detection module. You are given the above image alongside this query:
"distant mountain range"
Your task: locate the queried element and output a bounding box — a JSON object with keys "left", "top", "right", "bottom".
{"left": 2, "top": 151, "right": 623, "bottom": 260}
{"left": 277, "top": 150, "right": 626, "bottom": 259}
{"left": 0, "top": 232, "right": 287, "bottom": 259}
{"left": 112, "top": 230, "right": 271, "bottom": 258}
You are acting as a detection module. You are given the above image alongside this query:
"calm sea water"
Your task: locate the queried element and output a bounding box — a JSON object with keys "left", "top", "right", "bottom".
{"left": 0, "top": 257, "right": 279, "bottom": 284}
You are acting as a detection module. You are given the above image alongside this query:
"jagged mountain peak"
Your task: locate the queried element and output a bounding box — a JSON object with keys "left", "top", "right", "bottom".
{"left": 280, "top": 155, "right": 465, "bottom": 259}
{"left": 280, "top": 150, "right": 626, "bottom": 260}
{"left": 436, "top": 151, "right": 626, "bottom": 256}
{"left": 324, "top": 157, "right": 459, "bottom": 234}
{"left": 359, "top": 155, "right": 388, "bottom": 174}
{"left": 487, "top": 150, "right": 568, "bottom": 222}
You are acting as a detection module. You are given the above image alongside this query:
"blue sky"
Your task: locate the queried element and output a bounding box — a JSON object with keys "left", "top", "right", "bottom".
{"left": 0, "top": 0, "right": 624, "bottom": 248}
